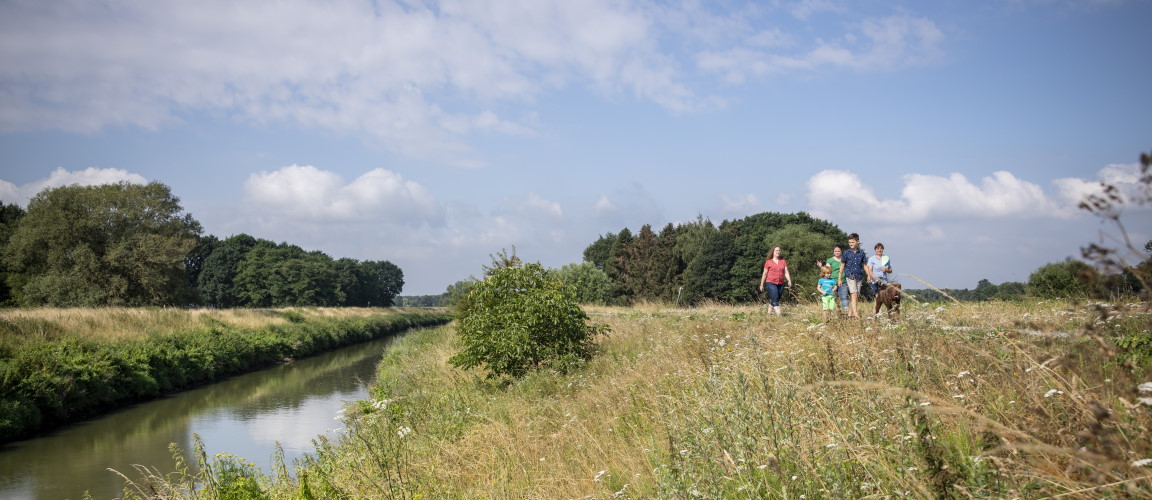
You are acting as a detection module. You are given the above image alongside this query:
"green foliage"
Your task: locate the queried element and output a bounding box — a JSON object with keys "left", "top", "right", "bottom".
{"left": 450, "top": 258, "right": 608, "bottom": 379}
{"left": 550, "top": 262, "right": 613, "bottom": 305}
{"left": 587, "top": 212, "right": 847, "bottom": 305}
{"left": 0, "top": 201, "right": 26, "bottom": 306}
{"left": 0, "top": 311, "right": 452, "bottom": 444}
{"left": 1027, "top": 260, "right": 1096, "bottom": 298}
{"left": 5, "top": 182, "right": 201, "bottom": 306}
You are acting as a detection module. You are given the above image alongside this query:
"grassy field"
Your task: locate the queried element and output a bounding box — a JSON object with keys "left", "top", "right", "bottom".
{"left": 124, "top": 298, "right": 1152, "bottom": 499}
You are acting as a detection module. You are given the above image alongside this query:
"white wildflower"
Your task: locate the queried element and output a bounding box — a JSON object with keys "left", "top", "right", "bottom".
{"left": 1044, "top": 389, "right": 1064, "bottom": 398}
{"left": 595, "top": 470, "right": 607, "bottom": 482}
{"left": 397, "top": 426, "right": 412, "bottom": 438}
{"left": 956, "top": 371, "right": 970, "bottom": 378}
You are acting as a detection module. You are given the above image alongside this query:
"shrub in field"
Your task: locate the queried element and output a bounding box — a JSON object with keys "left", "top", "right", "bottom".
{"left": 1027, "top": 260, "right": 1095, "bottom": 297}
{"left": 450, "top": 260, "right": 608, "bottom": 379}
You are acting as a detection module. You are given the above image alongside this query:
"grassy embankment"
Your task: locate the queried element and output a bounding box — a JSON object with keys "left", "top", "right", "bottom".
{"left": 0, "top": 307, "right": 452, "bottom": 444}
{"left": 122, "top": 298, "right": 1152, "bottom": 499}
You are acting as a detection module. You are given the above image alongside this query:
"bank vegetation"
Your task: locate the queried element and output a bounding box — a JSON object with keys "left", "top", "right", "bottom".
{"left": 125, "top": 298, "right": 1152, "bottom": 499}
{"left": 0, "top": 307, "right": 451, "bottom": 444}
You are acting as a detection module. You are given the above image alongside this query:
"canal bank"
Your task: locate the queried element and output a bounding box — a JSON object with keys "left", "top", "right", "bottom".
{"left": 0, "top": 329, "right": 413, "bottom": 500}
{"left": 0, "top": 308, "right": 451, "bottom": 444}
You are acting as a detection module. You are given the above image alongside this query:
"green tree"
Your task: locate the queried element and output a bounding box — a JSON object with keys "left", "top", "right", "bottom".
{"left": 550, "top": 262, "right": 613, "bottom": 305}
{"left": 605, "top": 228, "right": 634, "bottom": 304}
{"left": 450, "top": 256, "right": 608, "bottom": 379}
{"left": 582, "top": 232, "right": 617, "bottom": 270}
{"left": 356, "top": 260, "right": 404, "bottom": 307}
{"left": 0, "top": 201, "right": 26, "bottom": 306}
{"left": 683, "top": 230, "right": 736, "bottom": 303}
{"left": 233, "top": 243, "right": 343, "bottom": 307}
{"left": 5, "top": 182, "right": 201, "bottom": 306}
{"left": 197, "top": 233, "right": 262, "bottom": 308}
{"left": 1027, "top": 260, "right": 1095, "bottom": 298}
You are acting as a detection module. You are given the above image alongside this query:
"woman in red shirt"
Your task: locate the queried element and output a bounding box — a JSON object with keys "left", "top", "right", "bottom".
{"left": 758, "top": 246, "right": 792, "bottom": 316}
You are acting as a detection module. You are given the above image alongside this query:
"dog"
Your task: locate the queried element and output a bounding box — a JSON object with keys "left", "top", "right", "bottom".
{"left": 873, "top": 281, "right": 902, "bottom": 320}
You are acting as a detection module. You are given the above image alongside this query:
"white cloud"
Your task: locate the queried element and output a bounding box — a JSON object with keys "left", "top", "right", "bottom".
{"left": 243, "top": 165, "right": 443, "bottom": 225}
{"left": 0, "top": 0, "right": 718, "bottom": 163}
{"left": 593, "top": 194, "right": 617, "bottom": 215}
{"left": 806, "top": 169, "right": 1068, "bottom": 222}
{"left": 0, "top": 167, "right": 148, "bottom": 206}
{"left": 695, "top": 14, "right": 945, "bottom": 82}
{"left": 1053, "top": 162, "right": 1151, "bottom": 211}
{"left": 720, "top": 193, "right": 761, "bottom": 215}
{"left": 518, "top": 193, "right": 563, "bottom": 218}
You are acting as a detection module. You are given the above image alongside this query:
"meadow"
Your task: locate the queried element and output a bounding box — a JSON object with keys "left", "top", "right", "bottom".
{"left": 122, "top": 297, "right": 1152, "bottom": 499}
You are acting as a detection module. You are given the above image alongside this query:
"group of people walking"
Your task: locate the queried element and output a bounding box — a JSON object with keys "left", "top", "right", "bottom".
{"left": 759, "top": 232, "right": 894, "bottom": 318}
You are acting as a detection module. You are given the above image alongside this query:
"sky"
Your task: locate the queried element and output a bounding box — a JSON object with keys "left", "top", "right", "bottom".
{"left": 1, "top": 0, "right": 1150, "bottom": 296}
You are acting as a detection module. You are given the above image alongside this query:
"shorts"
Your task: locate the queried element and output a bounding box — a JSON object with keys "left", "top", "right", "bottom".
{"left": 821, "top": 294, "right": 836, "bottom": 310}
{"left": 764, "top": 281, "right": 783, "bottom": 306}
{"left": 846, "top": 278, "right": 863, "bottom": 294}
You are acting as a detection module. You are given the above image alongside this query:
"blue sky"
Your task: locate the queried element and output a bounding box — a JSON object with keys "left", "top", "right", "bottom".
{"left": 1, "top": 0, "right": 1150, "bottom": 296}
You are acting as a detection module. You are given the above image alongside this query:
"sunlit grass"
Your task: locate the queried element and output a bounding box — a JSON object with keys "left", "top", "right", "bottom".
{"left": 0, "top": 306, "right": 446, "bottom": 342}
{"left": 124, "top": 299, "right": 1152, "bottom": 499}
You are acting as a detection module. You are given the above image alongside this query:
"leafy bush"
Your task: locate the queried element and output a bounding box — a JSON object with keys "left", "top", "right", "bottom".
{"left": 450, "top": 261, "right": 608, "bottom": 379}
{"left": 1027, "top": 260, "right": 1095, "bottom": 298}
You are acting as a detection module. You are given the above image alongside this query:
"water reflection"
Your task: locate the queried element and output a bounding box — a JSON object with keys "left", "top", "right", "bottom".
{"left": 0, "top": 334, "right": 395, "bottom": 500}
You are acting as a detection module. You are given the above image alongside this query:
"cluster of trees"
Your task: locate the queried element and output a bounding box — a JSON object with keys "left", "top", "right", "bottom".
{"left": 583, "top": 212, "right": 847, "bottom": 305}
{"left": 0, "top": 182, "right": 403, "bottom": 308}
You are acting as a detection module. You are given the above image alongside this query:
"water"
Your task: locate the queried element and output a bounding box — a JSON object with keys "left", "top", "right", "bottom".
{"left": 0, "top": 334, "right": 398, "bottom": 500}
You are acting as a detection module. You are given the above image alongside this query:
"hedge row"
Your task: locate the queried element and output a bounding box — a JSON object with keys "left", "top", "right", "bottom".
{"left": 0, "top": 310, "right": 452, "bottom": 444}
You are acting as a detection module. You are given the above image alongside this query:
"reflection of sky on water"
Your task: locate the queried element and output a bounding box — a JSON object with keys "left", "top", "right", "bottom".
{"left": 194, "top": 389, "right": 365, "bottom": 466}
{"left": 0, "top": 335, "right": 393, "bottom": 500}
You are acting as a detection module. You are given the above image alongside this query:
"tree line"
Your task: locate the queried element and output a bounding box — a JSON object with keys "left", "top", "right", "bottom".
{"left": 0, "top": 182, "right": 403, "bottom": 308}
{"left": 397, "top": 210, "right": 1150, "bottom": 308}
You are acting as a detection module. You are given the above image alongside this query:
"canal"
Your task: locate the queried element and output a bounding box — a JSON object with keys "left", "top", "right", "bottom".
{"left": 0, "top": 332, "right": 401, "bottom": 500}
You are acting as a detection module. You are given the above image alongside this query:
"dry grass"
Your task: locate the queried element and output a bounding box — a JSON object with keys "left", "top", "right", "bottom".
{"left": 131, "top": 299, "right": 1151, "bottom": 498}
{"left": 0, "top": 306, "right": 444, "bottom": 341}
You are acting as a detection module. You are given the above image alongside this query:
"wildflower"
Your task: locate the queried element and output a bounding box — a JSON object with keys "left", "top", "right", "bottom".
{"left": 1044, "top": 389, "right": 1064, "bottom": 398}
{"left": 1132, "top": 459, "right": 1152, "bottom": 468}
{"left": 956, "top": 371, "right": 970, "bottom": 378}
{"left": 595, "top": 470, "right": 607, "bottom": 482}
{"left": 757, "top": 464, "right": 769, "bottom": 469}
{"left": 397, "top": 426, "right": 412, "bottom": 438}
{"left": 826, "top": 443, "right": 838, "bottom": 448}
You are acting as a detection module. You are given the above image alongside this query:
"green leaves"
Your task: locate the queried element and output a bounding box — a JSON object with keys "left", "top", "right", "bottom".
{"left": 450, "top": 259, "right": 608, "bottom": 379}
{"left": 5, "top": 182, "right": 201, "bottom": 306}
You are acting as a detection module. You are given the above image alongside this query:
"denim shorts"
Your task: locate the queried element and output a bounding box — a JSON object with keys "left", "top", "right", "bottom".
{"left": 764, "top": 282, "right": 783, "bottom": 306}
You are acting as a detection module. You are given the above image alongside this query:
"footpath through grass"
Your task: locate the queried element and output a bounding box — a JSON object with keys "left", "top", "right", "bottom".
{"left": 0, "top": 307, "right": 452, "bottom": 444}
{"left": 127, "top": 299, "right": 1151, "bottom": 499}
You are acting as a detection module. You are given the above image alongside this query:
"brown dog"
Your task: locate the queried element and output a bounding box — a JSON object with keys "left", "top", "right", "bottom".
{"left": 874, "top": 282, "right": 902, "bottom": 320}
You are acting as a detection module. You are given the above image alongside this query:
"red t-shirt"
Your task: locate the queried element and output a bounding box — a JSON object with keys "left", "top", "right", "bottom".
{"left": 763, "top": 259, "right": 787, "bottom": 284}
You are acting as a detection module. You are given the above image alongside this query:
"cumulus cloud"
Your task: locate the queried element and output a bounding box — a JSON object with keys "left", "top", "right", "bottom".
{"left": 518, "top": 193, "right": 563, "bottom": 218}
{"left": 243, "top": 165, "right": 443, "bottom": 225}
{"left": 1053, "top": 162, "right": 1151, "bottom": 211}
{"left": 0, "top": 167, "right": 148, "bottom": 206}
{"left": 806, "top": 169, "right": 1069, "bottom": 222}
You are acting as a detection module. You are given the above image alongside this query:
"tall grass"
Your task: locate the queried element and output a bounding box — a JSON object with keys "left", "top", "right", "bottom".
{"left": 123, "top": 299, "right": 1152, "bottom": 499}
